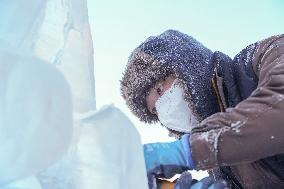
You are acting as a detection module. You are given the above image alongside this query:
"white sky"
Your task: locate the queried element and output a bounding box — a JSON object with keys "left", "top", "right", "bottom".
{"left": 87, "top": 0, "right": 284, "bottom": 143}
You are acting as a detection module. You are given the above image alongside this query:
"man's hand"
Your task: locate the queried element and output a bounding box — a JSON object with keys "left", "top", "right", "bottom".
{"left": 174, "top": 172, "right": 229, "bottom": 189}
{"left": 143, "top": 134, "right": 194, "bottom": 189}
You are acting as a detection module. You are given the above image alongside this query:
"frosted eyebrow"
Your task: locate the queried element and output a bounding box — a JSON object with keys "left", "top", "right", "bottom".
{"left": 154, "top": 82, "right": 162, "bottom": 89}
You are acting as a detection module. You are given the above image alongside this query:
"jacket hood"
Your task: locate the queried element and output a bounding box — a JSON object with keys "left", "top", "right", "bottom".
{"left": 121, "top": 30, "right": 222, "bottom": 123}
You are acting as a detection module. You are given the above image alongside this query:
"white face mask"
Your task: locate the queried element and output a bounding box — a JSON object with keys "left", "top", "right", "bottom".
{"left": 155, "top": 80, "right": 199, "bottom": 133}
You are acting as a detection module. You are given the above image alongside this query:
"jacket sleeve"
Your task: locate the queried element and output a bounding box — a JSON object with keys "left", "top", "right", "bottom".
{"left": 189, "top": 35, "right": 284, "bottom": 170}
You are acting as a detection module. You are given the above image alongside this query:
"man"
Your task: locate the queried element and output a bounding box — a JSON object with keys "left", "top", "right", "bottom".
{"left": 120, "top": 30, "right": 284, "bottom": 188}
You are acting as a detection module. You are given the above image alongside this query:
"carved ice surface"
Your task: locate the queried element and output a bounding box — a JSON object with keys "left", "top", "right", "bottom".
{"left": 0, "top": 0, "right": 96, "bottom": 114}
{"left": 0, "top": 0, "right": 148, "bottom": 188}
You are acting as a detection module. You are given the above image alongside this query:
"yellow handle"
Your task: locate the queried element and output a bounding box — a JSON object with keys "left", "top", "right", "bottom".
{"left": 159, "top": 180, "right": 175, "bottom": 189}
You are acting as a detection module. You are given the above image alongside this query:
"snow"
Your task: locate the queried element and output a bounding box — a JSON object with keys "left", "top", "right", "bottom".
{"left": 271, "top": 136, "right": 275, "bottom": 139}
{"left": 231, "top": 121, "right": 244, "bottom": 133}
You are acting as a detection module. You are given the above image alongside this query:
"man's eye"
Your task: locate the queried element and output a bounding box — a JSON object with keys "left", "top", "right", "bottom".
{"left": 156, "top": 88, "right": 162, "bottom": 95}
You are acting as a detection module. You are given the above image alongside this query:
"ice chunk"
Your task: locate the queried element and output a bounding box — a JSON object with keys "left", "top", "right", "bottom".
{"left": 33, "top": 0, "right": 96, "bottom": 113}
{"left": 2, "top": 176, "right": 42, "bottom": 189}
{"left": 0, "top": 52, "right": 73, "bottom": 187}
{"left": 0, "top": 0, "right": 96, "bottom": 114}
{"left": 37, "top": 105, "right": 148, "bottom": 189}
{"left": 76, "top": 105, "right": 148, "bottom": 189}
{"left": 0, "top": 0, "right": 46, "bottom": 54}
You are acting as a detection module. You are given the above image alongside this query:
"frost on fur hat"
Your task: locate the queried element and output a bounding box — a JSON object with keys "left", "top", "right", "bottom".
{"left": 121, "top": 30, "right": 219, "bottom": 123}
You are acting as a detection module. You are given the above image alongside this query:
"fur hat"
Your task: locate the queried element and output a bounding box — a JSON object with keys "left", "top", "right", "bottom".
{"left": 120, "top": 30, "right": 219, "bottom": 123}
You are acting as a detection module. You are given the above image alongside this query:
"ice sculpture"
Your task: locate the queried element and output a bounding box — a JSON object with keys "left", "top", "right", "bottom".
{"left": 0, "top": 0, "right": 148, "bottom": 188}
{"left": 0, "top": 0, "right": 96, "bottom": 114}
{"left": 0, "top": 52, "right": 73, "bottom": 188}
{"left": 36, "top": 105, "right": 148, "bottom": 189}
{"left": 75, "top": 105, "right": 148, "bottom": 189}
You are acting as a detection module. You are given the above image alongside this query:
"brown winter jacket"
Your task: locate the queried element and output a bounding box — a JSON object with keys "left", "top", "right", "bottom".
{"left": 190, "top": 35, "right": 284, "bottom": 188}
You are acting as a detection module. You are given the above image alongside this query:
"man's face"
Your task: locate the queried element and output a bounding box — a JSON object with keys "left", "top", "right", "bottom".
{"left": 146, "top": 75, "right": 177, "bottom": 115}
